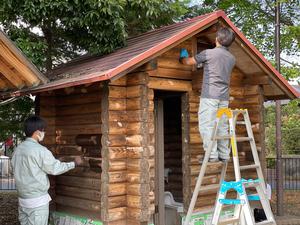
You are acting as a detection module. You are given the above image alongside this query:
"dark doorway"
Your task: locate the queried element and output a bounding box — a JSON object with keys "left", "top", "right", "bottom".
{"left": 154, "top": 91, "right": 183, "bottom": 225}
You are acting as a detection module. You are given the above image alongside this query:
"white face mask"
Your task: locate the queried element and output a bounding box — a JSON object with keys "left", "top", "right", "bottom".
{"left": 37, "top": 131, "right": 45, "bottom": 142}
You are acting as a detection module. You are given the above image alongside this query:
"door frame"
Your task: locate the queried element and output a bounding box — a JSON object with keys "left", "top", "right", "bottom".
{"left": 154, "top": 92, "right": 189, "bottom": 225}
{"left": 154, "top": 98, "right": 165, "bottom": 225}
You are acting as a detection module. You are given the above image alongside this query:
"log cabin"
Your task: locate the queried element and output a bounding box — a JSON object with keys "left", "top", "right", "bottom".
{"left": 1, "top": 10, "right": 299, "bottom": 225}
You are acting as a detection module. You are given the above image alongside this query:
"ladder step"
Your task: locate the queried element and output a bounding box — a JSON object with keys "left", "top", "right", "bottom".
{"left": 255, "top": 220, "right": 275, "bottom": 225}
{"left": 232, "top": 109, "right": 247, "bottom": 112}
{"left": 236, "top": 121, "right": 246, "bottom": 125}
{"left": 214, "top": 135, "right": 232, "bottom": 140}
{"left": 240, "top": 164, "right": 260, "bottom": 170}
{"left": 218, "top": 217, "right": 240, "bottom": 225}
{"left": 236, "top": 137, "right": 253, "bottom": 142}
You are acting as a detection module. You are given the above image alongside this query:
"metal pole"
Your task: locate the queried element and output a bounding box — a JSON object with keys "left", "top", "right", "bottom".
{"left": 275, "top": 0, "right": 284, "bottom": 216}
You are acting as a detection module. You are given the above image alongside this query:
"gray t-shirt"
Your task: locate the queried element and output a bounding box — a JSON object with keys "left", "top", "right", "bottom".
{"left": 194, "top": 46, "right": 236, "bottom": 100}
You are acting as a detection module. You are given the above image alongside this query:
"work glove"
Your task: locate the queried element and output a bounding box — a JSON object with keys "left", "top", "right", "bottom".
{"left": 180, "top": 48, "right": 189, "bottom": 59}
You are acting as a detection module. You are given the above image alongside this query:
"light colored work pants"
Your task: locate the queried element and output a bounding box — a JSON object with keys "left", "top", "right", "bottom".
{"left": 198, "top": 98, "right": 230, "bottom": 160}
{"left": 19, "top": 203, "right": 49, "bottom": 225}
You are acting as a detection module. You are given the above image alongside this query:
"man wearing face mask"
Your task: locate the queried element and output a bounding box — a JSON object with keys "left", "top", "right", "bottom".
{"left": 11, "top": 115, "right": 83, "bottom": 225}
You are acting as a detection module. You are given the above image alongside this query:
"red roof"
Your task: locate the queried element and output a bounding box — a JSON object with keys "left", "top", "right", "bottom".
{"left": 6, "top": 10, "right": 300, "bottom": 99}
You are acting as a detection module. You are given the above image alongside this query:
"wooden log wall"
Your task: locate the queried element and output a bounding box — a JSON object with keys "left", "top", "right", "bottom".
{"left": 39, "top": 84, "right": 103, "bottom": 220}
{"left": 101, "top": 79, "right": 127, "bottom": 225}
{"left": 126, "top": 70, "right": 155, "bottom": 225}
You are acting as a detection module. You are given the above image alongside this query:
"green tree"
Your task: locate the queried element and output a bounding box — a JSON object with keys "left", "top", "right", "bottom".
{"left": 0, "top": 96, "right": 34, "bottom": 146}
{"left": 0, "top": 0, "right": 188, "bottom": 71}
{"left": 265, "top": 99, "right": 300, "bottom": 156}
{"left": 187, "top": 0, "right": 300, "bottom": 80}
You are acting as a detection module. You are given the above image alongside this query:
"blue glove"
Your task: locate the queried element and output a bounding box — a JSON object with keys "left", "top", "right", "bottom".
{"left": 180, "top": 48, "right": 189, "bottom": 58}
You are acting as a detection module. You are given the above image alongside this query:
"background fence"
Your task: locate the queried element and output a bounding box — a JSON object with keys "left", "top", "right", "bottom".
{"left": 266, "top": 156, "right": 300, "bottom": 216}
{"left": 266, "top": 156, "right": 300, "bottom": 190}
{"left": 0, "top": 157, "right": 15, "bottom": 190}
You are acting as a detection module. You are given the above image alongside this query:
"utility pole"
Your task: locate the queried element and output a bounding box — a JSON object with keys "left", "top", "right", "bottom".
{"left": 275, "top": 0, "right": 284, "bottom": 216}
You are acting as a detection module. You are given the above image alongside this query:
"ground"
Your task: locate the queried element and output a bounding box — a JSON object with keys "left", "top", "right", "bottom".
{"left": 0, "top": 191, "right": 19, "bottom": 225}
{"left": 1, "top": 190, "right": 300, "bottom": 225}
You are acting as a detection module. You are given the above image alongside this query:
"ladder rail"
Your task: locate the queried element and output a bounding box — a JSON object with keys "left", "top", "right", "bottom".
{"left": 183, "top": 119, "right": 221, "bottom": 225}
{"left": 184, "top": 108, "right": 276, "bottom": 225}
{"left": 243, "top": 111, "right": 267, "bottom": 193}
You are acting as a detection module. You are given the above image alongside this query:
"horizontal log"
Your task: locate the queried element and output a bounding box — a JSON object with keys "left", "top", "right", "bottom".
{"left": 126, "top": 85, "right": 146, "bottom": 98}
{"left": 42, "top": 116, "right": 55, "bottom": 126}
{"left": 244, "top": 85, "right": 260, "bottom": 95}
{"left": 54, "top": 83, "right": 102, "bottom": 96}
{"left": 64, "top": 167, "right": 101, "bottom": 178}
{"left": 59, "top": 156, "right": 101, "bottom": 168}
{"left": 243, "top": 75, "right": 271, "bottom": 85}
{"left": 55, "top": 145, "right": 83, "bottom": 155}
{"left": 56, "top": 103, "right": 101, "bottom": 116}
{"left": 126, "top": 98, "right": 147, "bottom": 111}
{"left": 56, "top": 176, "right": 101, "bottom": 190}
{"left": 109, "top": 110, "right": 128, "bottom": 122}
{"left": 190, "top": 162, "right": 223, "bottom": 176}
{"left": 107, "top": 147, "right": 127, "bottom": 159}
{"left": 148, "top": 77, "right": 192, "bottom": 92}
{"left": 127, "top": 122, "right": 154, "bottom": 135}
{"left": 126, "top": 135, "right": 143, "bottom": 147}
{"left": 40, "top": 106, "right": 55, "bottom": 117}
{"left": 109, "top": 171, "right": 127, "bottom": 183}
{"left": 130, "top": 60, "right": 157, "bottom": 73}
{"left": 108, "top": 195, "right": 127, "bottom": 209}
{"left": 127, "top": 146, "right": 154, "bottom": 159}
{"left": 150, "top": 67, "right": 192, "bottom": 80}
{"left": 56, "top": 124, "right": 101, "bottom": 136}
{"left": 126, "top": 72, "right": 149, "bottom": 86}
{"left": 127, "top": 172, "right": 148, "bottom": 184}
{"left": 107, "top": 135, "right": 126, "bottom": 147}
{"left": 189, "top": 102, "right": 199, "bottom": 113}
{"left": 127, "top": 195, "right": 148, "bottom": 208}
{"left": 157, "top": 57, "right": 192, "bottom": 71}
{"left": 56, "top": 113, "right": 101, "bottom": 126}
{"left": 56, "top": 185, "right": 101, "bottom": 201}
{"left": 56, "top": 92, "right": 101, "bottom": 106}
{"left": 109, "top": 122, "right": 127, "bottom": 135}
{"left": 127, "top": 158, "right": 154, "bottom": 171}
{"left": 109, "top": 77, "right": 127, "bottom": 86}
{"left": 108, "top": 183, "right": 127, "bottom": 196}
{"left": 127, "top": 183, "right": 150, "bottom": 196}
{"left": 55, "top": 195, "right": 101, "bottom": 212}
{"left": 107, "top": 207, "right": 127, "bottom": 221}
{"left": 107, "top": 220, "right": 127, "bottom": 225}
{"left": 109, "top": 86, "right": 127, "bottom": 98}
{"left": 75, "top": 134, "right": 101, "bottom": 146}
{"left": 56, "top": 204, "right": 101, "bottom": 220}
{"left": 108, "top": 98, "right": 126, "bottom": 111}
{"left": 190, "top": 174, "right": 219, "bottom": 186}
{"left": 108, "top": 159, "right": 127, "bottom": 171}
{"left": 190, "top": 133, "right": 202, "bottom": 144}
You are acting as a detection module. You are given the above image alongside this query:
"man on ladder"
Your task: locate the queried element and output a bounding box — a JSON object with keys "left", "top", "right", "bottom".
{"left": 180, "top": 27, "right": 236, "bottom": 162}
{"left": 180, "top": 28, "right": 276, "bottom": 224}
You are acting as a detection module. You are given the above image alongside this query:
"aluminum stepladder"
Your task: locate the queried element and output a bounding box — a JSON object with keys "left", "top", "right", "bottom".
{"left": 183, "top": 108, "right": 276, "bottom": 225}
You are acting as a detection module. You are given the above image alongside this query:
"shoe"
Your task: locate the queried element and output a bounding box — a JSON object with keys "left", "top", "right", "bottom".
{"left": 209, "top": 158, "right": 220, "bottom": 162}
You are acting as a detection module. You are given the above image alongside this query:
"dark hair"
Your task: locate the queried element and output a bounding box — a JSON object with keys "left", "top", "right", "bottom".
{"left": 217, "top": 27, "right": 235, "bottom": 47}
{"left": 24, "top": 116, "right": 47, "bottom": 137}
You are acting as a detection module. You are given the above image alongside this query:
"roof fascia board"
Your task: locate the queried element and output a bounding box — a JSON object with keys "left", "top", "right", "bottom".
{"left": 0, "top": 31, "right": 49, "bottom": 84}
